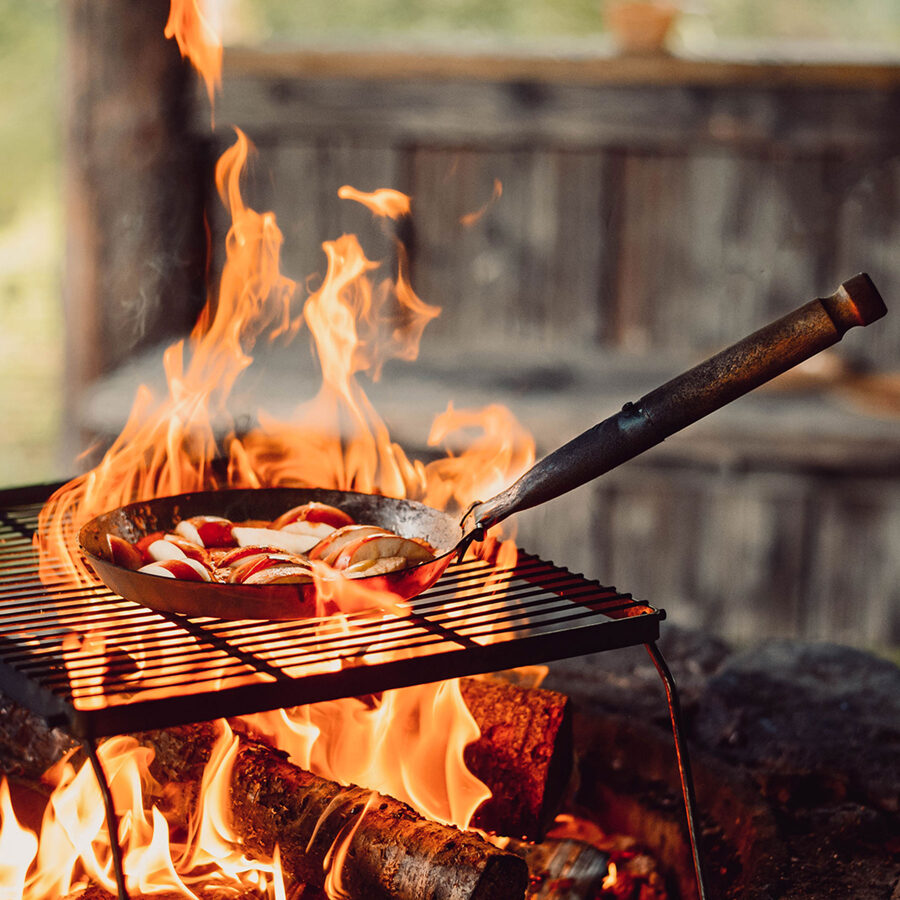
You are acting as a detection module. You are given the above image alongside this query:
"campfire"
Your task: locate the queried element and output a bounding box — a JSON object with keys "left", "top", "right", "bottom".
{"left": 0, "top": 3, "right": 890, "bottom": 900}
{"left": 0, "top": 3, "right": 665, "bottom": 899}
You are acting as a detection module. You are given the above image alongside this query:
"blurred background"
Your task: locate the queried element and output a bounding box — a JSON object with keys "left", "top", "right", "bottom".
{"left": 1, "top": 0, "right": 898, "bottom": 649}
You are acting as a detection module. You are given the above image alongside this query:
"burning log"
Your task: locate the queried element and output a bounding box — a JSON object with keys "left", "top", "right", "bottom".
{"left": 0, "top": 674, "right": 573, "bottom": 845}
{"left": 230, "top": 676, "right": 573, "bottom": 841}
{"left": 459, "top": 676, "right": 572, "bottom": 840}
{"left": 139, "top": 723, "right": 530, "bottom": 900}
{"left": 66, "top": 888, "right": 263, "bottom": 900}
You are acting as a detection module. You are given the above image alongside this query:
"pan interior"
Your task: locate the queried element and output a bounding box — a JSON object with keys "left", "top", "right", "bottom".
{"left": 80, "top": 487, "right": 463, "bottom": 558}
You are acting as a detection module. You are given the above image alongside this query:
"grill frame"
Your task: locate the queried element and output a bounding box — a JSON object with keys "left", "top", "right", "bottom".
{"left": 0, "top": 482, "right": 663, "bottom": 740}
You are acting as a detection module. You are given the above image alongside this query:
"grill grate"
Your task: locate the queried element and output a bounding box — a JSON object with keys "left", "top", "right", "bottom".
{"left": 0, "top": 484, "right": 662, "bottom": 739}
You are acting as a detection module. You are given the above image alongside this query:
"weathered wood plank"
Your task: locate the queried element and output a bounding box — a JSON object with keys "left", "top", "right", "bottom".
{"left": 207, "top": 71, "right": 900, "bottom": 154}
{"left": 613, "top": 150, "right": 833, "bottom": 354}
{"left": 803, "top": 478, "right": 900, "bottom": 647}
{"left": 593, "top": 466, "right": 811, "bottom": 643}
{"left": 220, "top": 45, "right": 900, "bottom": 91}
{"left": 408, "top": 146, "right": 608, "bottom": 351}
{"left": 832, "top": 152, "right": 900, "bottom": 370}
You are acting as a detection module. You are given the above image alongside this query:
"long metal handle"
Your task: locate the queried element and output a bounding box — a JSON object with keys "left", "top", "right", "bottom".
{"left": 464, "top": 273, "right": 886, "bottom": 538}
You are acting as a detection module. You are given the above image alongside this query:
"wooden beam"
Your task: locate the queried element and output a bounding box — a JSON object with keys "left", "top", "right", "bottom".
{"left": 63, "top": 0, "right": 209, "bottom": 461}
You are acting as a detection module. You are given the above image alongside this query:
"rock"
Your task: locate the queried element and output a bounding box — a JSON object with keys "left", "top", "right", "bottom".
{"left": 694, "top": 641, "right": 900, "bottom": 814}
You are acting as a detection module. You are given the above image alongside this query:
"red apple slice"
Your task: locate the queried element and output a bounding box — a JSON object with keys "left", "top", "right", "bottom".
{"left": 134, "top": 531, "right": 166, "bottom": 563}
{"left": 225, "top": 554, "right": 270, "bottom": 583}
{"left": 226, "top": 552, "right": 305, "bottom": 584}
{"left": 271, "top": 502, "right": 355, "bottom": 531}
{"left": 175, "top": 516, "right": 236, "bottom": 548}
{"left": 307, "top": 524, "right": 390, "bottom": 565}
{"left": 146, "top": 539, "right": 189, "bottom": 562}
{"left": 280, "top": 520, "right": 337, "bottom": 543}
{"left": 106, "top": 534, "right": 144, "bottom": 570}
{"left": 242, "top": 563, "right": 313, "bottom": 585}
{"left": 139, "top": 558, "right": 213, "bottom": 582}
{"left": 214, "top": 544, "right": 284, "bottom": 568}
{"left": 231, "top": 526, "right": 328, "bottom": 556}
{"left": 344, "top": 555, "right": 410, "bottom": 578}
{"left": 333, "top": 534, "right": 435, "bottom": 571}
{"left": 160, "top": 535, "right": 213, "bottom": 568}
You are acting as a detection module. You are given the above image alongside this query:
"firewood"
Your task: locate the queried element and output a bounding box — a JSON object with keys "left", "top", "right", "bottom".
{"left": 0, "top": 672, "right": 572, "bottom": 845}
{"left": 230, "top": 677, "right": 573, "bottom": 842}
{"left": 139, "top": 724, "right": 529, "bottom": 900}
{"left": 65, "top": 887, "right": 265, "bottom": 900}
{"left": 459, "top": 676, "right": 573, "bottom": 840}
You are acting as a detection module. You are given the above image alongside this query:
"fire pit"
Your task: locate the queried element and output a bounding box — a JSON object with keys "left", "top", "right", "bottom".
{"left": 0, "top": 481, "right": 697, "bottom": 899}
{"left": 3, "top": 481, "right": 899, "bottom": 899}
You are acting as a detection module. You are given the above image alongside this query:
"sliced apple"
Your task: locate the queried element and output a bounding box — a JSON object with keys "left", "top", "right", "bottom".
{"left": 106, "top": 534, "right": 144, "bottom": 570}
{"left": 214, "top": 544, "right": 284, "bottom": 568}
{"left": 226, "top": 552, "right": 306, "bottom": 584}
{"left": 344, "top": 555, "right": 411, "bottom": 578}
{"left": 139, "top": 558, "right": 213, "bottom": 582}
{"left": 231, "top": 526, "right": 326, "bottom": 556}
{"left": 134, "top": 531, "right": 166, "bottom": 563}
{"left": 333, "top": 534, "right": 435, "bottom": 571}
{"left": 160, "top": 535, "right": 213, "bottom": 568}
{"left": 175, "top": 516, "right": 236, "bottom": 548}
{"left": 307, "top": 524, "right": 390, "bottom": 565}
{"left": 280, "top": 520, "right": 337, "bottom": 543}
{"left": 225, "top": 554, "right": 270, "bottom": 583}
{"left": 242, "top": 563, "right": 313, "bottom": 585}
{"left": 271, "top": 502, "right": 355, "bottom": 531}
{"left": 146, "top": 539, "right": 189, "bottom": 562}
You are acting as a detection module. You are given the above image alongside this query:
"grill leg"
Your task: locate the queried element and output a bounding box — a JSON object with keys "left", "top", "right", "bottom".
{"left": 645, "top": 642, "right": 709, "bottom": 900}
{"left": 83, "top": 738, "right": 129, "bottom": 900}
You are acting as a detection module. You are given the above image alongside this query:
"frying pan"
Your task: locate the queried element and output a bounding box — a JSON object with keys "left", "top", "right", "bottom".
{"left": 79, "top": 274, "right": 886, "bottom": 620}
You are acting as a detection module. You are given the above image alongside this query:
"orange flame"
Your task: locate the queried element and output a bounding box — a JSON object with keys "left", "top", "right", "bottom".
{"left": 165, "top": 0, "right": 222, "bottom": 106}
{"left": 8, "top": 726, "right": 294, "bottom": 898}
{"left": 28, "top": 128, "right": 534, "bottom": 900}
{"left": 337, "top": 185, "right": 411, "bottom": 219}
{"left": 20, "top": 1, "right": 542, "bottom": 894}
{"left": 0, "top": 779, "right": 38, "bottom": 897}
{"left": 602, "top": 859, "right": 618, "bottom": 890}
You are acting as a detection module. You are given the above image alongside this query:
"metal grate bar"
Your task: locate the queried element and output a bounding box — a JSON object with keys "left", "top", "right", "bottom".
{"left": 0, "top": 484, "right": 663, "bottom": 739}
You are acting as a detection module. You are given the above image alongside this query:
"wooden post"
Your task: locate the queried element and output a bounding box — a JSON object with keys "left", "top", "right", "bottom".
{"left": 63, "top": 0, "right": 209, "bottom": 462}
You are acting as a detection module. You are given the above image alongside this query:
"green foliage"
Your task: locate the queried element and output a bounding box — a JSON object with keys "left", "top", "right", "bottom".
{"left": 702, "top": 0, "right": 900, "bottom": 41}
{"left": 0, "top": 0, "right": 61, "bottom": 225}
{"left": 0, "top": 0, "right": 63, "bottom": 486}
{"left": 235, "top": 0, "right": 606, "bottom": 41}
{"left": 233, "top": 0, "right": 900, "bottom": 44}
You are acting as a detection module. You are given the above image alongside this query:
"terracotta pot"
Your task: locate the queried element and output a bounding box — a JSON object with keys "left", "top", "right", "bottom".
{"left": 605, "top": 1, "right": 679, "bottom": 54}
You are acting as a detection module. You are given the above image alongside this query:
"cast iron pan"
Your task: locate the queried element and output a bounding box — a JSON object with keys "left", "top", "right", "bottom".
{"left": 79, "top": 487, "right": 464, "bottom": 620}
{"left": 79, "top": 274, "right": 887, "bottom": 620}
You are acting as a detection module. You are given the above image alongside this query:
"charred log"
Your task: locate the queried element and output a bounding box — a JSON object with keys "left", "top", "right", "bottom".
{"left": 139, "top": 724, "right": 529, "bottom": 900}
{"left": 459, "top": 676, "right": 572, "bottom": 840}
{"left": 231, "top": 676, "right": 574, "bottom": 841}
{"left": 66, "top": 888, "right": 264, "bottom": 900}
